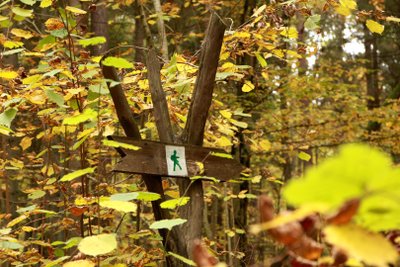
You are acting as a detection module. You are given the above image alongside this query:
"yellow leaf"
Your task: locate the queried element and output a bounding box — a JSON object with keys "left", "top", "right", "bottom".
{"left": 386, "top": 16, "right": 400, "bottom": 23}
{"left": 63, "top": 260, "right": 95, "bottom": 267}
{"left": 4, "top": 41, "right": 24, "bottom": 49}
{"left": 219, "top": 109, "right": 232, "bottom": 119}
{"left": 259, "top": 140, "right": 271, "bottom": 151}
{"left": 340, "top": 0, "right": 357, "bottom": 9}
{"left": 78, "top": 234, "right": 117, "bottom": 256}
{"left": 366, "top": 20, "right": 384, "bottom": 34}
{"left": 20, "top": 136, "right": 32, "bottom": 151}
{"left": 11, "top": 28, "right": 33, "bottom": 39}
{"left": 0, "top": 70, "right": 18, "bottom": 79}
{"left": 324, "top": 224, "right": 398, "bottom": 266}
{"left": 65, "top": 6, "right": 87, "bottom": 15}
{"left": 40, "top": 0, "right": 52, "bottom": 8}
{"left": 216, "top": 136, "right": 232, "bottom": 147}
{"left": 335, "top": 6, "right": 351, "bottom": 16}
{"left": 242, "top": 80, "right": 255, "bottom": 92}
{"left": 99, "top": 200, "right": 137, "bottom": 213}
{"left": 21, "top": 226, "right": 36, "bottom": 232}
{"left": 7, "top": 215, "right": 27, "bottom": 228}
{"left": 233, "top": 31, "right": 251, "bottom": 39}
{"left": 280, "top": 27, "right": 298, "bottom": 39}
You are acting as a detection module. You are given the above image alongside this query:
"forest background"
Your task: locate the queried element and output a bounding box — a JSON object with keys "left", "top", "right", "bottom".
{"left": 1, "top": 0, "right": 400, "bottom": 266}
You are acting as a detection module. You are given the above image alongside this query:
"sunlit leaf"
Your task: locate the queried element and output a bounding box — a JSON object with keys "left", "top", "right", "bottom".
{"left": 366, "top": 20, "right": 384, "bottom": 34}
{"left": 65, "top": 5, "right": 87, "bottom": 14}
{"left": 242, "top": 80, "right": 255, "bottom": 92}
{"left": 160, "top": 197, "right": 190, "bottom": 209}
{"left": 78, "top": 234, "right": 117, "bottom": 256}
{"left": 324, "top": 224, "right": 398, "bottom": 266}
{"left": 0, "top": 70, "right": 18, "bottom": 79}
{"left": 255, "top": 53, "right": 267, "bottom": 67}
{"left": 110, "top": 192, "right": 161, "bottom": 202}
{"left": 167, "top": 252, "right": 196, "bottom": 266}
{"left": 0, "top": 240, "right": 24, "bottom": 250}
{"left": 4, "top": 41, "right": 24, "bottom": 49}
{"left": 386, "top": 16, "right": 400, "bottom": 23}
{"left": 210, "top": 151, "right": 233, "bottom": 159}
{"left": 12, "top": 7, "right": 33, "bottom": 17}
{"left": 298, "top": 151, "right": 311, "bottom": 161}
{"left": 100, "top": 199, "right": 137, "bottom": 213}
{"left": 304, "top": 14, "right": 321, "bottom": 30}
{"left": 102, "top": 139, "right": 140, "bottom": 150}
{"left": 62, "top": 108, "right": 97, "bottom": 125}
{"left": 11, "top": 28, "right": 33, "bottom": 39}
{"left": 63, "top": 260, "right": 95, "bottom": 267}
{"left": 102, "top": 57, "right": 133, "bottom": 69}
{"left": 60, "top": 167, "right": 96, "bottom": 182}
{"left": 78, "top": 36, "right": 106, "bottom": 47}
{"left": 280, "top": 27, "right": 298, "bottom": 39}
{"left": 45, "top": 18, "right": 64, "bottom": 30}
{"left": 229, "top": 119, "right": 248, "bottom": 128}
{"left": 150, "top": 219, "right": 187, "bottom": 230}
{"left": 44, "top": 256, "right": 70, "bottom": 267}
{"left": 7, "top": 215, "right": 27, "bottom": 228}
{"left": 45, "top": 89, "right": 64, "bottom": 107}
{"left": 40, "top": 0, "right": 52, "bottom": 8}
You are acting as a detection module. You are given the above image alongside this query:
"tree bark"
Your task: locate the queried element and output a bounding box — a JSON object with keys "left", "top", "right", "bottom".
{"left": 91, "top": 0, "right": 109, "bottom": 56}
{"left": 152, "top": 0, "right": 169, "bottom": 60}
{"left": 178, "top": 12, "right": 226, "bottom": 259}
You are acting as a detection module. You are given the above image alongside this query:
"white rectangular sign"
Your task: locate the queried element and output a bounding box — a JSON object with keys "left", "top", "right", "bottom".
{"left": 165, "top": 145, "right": 188, "bottom": 177}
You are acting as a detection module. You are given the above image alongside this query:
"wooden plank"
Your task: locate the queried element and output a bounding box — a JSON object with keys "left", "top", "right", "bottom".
{"left": 110, "top": 136, "right": 243, "bottom": 181}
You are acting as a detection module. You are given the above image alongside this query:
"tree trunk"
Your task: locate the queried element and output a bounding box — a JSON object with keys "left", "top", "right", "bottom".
{"left": 91, "top": 0, "right": 109, "bottom": 56}
{"left": 152, "top": 0, "right": 168, "bottom": 60}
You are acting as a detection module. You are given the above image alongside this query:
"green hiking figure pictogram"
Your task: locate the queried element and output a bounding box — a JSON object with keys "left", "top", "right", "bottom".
{"left": 170, "top": 150, "right": 182, "bottom": 171}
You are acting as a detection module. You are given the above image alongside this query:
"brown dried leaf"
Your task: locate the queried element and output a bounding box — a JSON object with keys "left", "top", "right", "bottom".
{"left": 326, "top": 198, "right": 360, "bottom": 225}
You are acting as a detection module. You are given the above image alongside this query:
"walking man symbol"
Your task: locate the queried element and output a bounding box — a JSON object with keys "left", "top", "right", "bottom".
{"left": 170, "top": 150, "right": 182, "bottom": 171}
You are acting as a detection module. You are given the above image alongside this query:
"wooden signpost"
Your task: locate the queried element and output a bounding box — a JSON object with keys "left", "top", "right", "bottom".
{"left": 109, "top": 136, "right": 243, "bottom": 181}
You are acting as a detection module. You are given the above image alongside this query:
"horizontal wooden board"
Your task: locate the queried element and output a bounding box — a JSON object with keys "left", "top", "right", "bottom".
{"left": 109, "top": 136, "right": 243, "bottom": 181}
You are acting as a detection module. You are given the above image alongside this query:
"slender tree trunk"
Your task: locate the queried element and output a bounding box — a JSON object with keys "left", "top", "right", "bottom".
{"left": 91, "top": 0, "right": 109, "bottom": 56}
{"left": 134, "top": 0, "right": 145, "bottom": 63}
{"left": 364, "top": 27, "right": 380, "bottom": 132}
{"left": 152, "top": 0, "right": 168, "bottom": 60}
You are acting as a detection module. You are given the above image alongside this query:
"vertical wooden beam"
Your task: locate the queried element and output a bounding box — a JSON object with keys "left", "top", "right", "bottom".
{"left": 178, "top": 13, "right": 226, "bottom": 259}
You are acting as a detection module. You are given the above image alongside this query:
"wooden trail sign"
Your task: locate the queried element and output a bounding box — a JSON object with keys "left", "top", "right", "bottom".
{"left": 109, "top": 136, "right": 243, "bottom": 181}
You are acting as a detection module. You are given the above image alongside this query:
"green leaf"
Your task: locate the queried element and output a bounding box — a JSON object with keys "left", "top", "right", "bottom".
{"left": 0, "top": 240, "right": 24, "bottom": 250}
{"left": 12, "top": 7, "right": 33, "bottom": 17}
{"left": 229, "top": 119, "right": 248, "bottom": 128}
{"left": 89, "top": 82, "right": 109, "bottom": 95}
{"left": 283, "top": 144, "right": 397, "bottom": 210}
{"left": 0, "top": 125, "right": 13, "bottom": 136}
{"left": 304, "top": 14, "right": 321, "bottom": 30}
{"left": 324, "top": 224, "right": 398, "bottom": 266}
{"left": 0, "top": 108, "right": 17, "bottom": 128}
{"left": 102, "top": 139, "right": 140, "bottom": 151}
{"left": 190, "top": 176, "right": 220, "bottom": 182}
{"left": 78, "top": 36, "right": 107, "bottom": 47}
{"left": 100, "top": 199, "right": 137, "bottom": 213}
{"left": 60, "top": 167, "right": 95, "bottom": 182}
{"left": 40, "top": 0, "right": 52, "bottom": 8}
{"left": 44, "top": 256, "right": 70, "bottom": 267}
{"left": 167, "top": 252, "right": 196, "bottom": 266}
{"left": 150, "top": 218, "right": 187, "bottom": 230}
{"left": 298, "top": 151, "right": 311, "bottom": 161}
{"left": 28, "top": 190, "right": 46, "bottom": 200}
{"left": 1, "top": 48, "right": 25, "bottom": 56}
{"left": 255, "top": 53, "right": 267, "bottom": 67}
{"left": 50, "top": 29, "right": 68, "bottom": 38}
{"left": 102, "top": 57, "right": 134, "bottom": 69}
{"left": 160, "top": 197, "right": 190, "bottom": 209}
{"left": 78, "top": 234, "right": 117, "bottom": 256}
{"left": 62, "top": 108, "right": 97, "bottom": 125}
{"left": 63, "top": 237, "right": 82, "bottom": 249}
{"left": 45, "top": 89, "right": 64, "bottom": 107}
{"left": 20, "top": 0, "right": 36, "bottom": 5}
